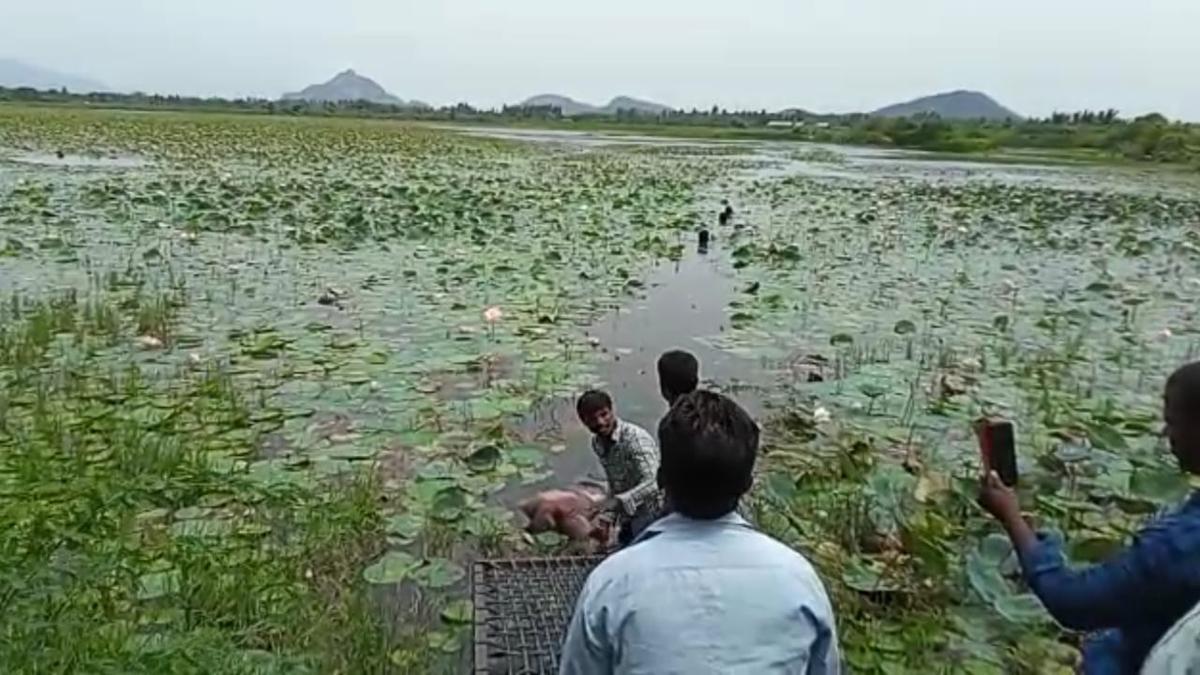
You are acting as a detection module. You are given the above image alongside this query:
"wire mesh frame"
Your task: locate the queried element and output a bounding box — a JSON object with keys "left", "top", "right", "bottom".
{"left": 472, "top": 556, "right": 604, "bottom": 675}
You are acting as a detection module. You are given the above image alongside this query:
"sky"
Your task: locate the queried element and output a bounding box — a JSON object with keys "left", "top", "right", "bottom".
{"left": 3, "top": 0, "right": 1199, "bottom": 120}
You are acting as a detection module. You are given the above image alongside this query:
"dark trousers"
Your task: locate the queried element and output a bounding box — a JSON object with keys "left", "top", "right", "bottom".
{"left": 617, "top": 508, "right": 660, "bottom": 548}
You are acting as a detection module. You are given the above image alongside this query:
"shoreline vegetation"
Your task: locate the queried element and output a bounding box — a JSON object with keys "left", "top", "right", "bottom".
{"left": 2, "top": 85, "right": 1198, "bottom": 169}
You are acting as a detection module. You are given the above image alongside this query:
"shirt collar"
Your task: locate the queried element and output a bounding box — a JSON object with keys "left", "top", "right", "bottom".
{"left": 598, "top": 419, "right": 626, "bottom": 446}
{"left": 639, "top": 510, "right": 750, "bottom": 538}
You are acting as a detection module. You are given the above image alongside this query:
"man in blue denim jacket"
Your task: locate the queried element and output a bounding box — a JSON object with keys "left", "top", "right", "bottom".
{"left": 979, "top": 362, "right": 1200, "bottom": 674}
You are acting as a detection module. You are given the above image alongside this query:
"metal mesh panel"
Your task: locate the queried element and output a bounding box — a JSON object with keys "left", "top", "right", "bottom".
{"left": 472, "top": 556, "right": 603, "bottom": 675}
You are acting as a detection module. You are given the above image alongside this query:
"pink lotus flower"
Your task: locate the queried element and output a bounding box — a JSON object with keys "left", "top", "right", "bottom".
{"left": 483, "top": 306, "right": 503, "bottom": 323}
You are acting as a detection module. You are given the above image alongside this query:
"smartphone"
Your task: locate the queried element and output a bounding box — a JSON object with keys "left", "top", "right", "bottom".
{"left": 976, "top": 418, "right": 1018, "bottom": 487}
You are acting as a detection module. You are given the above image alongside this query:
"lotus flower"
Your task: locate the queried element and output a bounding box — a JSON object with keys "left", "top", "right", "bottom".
{"left": 483, "top": 306, "right": 503, "bottom": 323}
{"left": 1157, "top": 328, "right": 1173, "bottom": 341}
{"left": 813, "top": 405, "right": 832, "bottom": 424}
{"left": 135, "top": 335, "right": 164, "bottom": 350}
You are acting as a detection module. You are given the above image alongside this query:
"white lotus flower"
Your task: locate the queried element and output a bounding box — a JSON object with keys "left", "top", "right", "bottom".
{"left": 186, "top": 352, "right": 202, "bottom": 366}
{"left": 483, "top": 306, "right": 503, "bottom": 323}
{"left": 813, "top": 405, "right": 832, "bottom": 424}
{"left": 1157, "top": 328, "right": 1173, "bottom": 341}
{"left": 135, "top": 335, "right": 164, "bottom": 350}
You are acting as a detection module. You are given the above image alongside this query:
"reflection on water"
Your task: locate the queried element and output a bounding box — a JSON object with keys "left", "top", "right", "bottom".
{"left": 499, "top": 241, "right": 764, "bottom": 504}
{"left": 442, "top": 125, "right": 736, "bottom": 150}
{"left": 1, "top": 149, "right": 150, "bottom": 169}
{"left": 480, "top": 124, "right": 1200, "bottom": 508}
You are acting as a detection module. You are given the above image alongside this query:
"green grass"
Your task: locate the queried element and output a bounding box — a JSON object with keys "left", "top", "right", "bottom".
{"left": 0, "top": 286, "right": 425, "bottom": 673}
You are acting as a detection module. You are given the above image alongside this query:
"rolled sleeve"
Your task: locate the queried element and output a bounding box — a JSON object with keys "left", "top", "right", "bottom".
{"left": 614, "top": 427, "right": 661, "bottom": 517}
{"left": 1018, "top": 531, "right": 1069, "bottom": 581}
{"left": 615, "top": 479, "right": 659, "bottom": 517}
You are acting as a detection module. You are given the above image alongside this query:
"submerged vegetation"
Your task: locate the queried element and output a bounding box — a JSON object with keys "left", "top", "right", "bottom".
{"left": 3, "top": 105, "right": 1200, "bottom": 673}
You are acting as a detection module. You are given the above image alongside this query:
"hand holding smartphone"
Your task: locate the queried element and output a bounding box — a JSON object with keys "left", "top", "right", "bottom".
{"left": 975, "top": 417, "right": 1018, "bottom": 487}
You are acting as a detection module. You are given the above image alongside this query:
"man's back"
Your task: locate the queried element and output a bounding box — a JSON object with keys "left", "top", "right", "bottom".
{"left": 560, "top": 512, "right": 839, "bottom": 675}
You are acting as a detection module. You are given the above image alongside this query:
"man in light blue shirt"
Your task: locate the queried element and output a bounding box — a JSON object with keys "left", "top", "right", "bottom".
{"left": 560, "top": 391, "right": 840, "bottom": 675}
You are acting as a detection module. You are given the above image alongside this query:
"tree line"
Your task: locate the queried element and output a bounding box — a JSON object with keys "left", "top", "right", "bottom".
{"left": 1, "top": 85, "right": 1196, "bottom": 167}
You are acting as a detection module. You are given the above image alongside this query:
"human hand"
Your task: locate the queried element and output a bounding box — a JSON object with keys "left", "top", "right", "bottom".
{"left": 977, "top": 471, "right": 1022, "bottom": 526}
{"left": 589, "top": 496, "right": 620, "bottom": 518}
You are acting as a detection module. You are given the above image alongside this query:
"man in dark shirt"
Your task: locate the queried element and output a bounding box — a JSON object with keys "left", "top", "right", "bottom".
{"left": 656, "top": 349, "right": 699, "bottom": 407}
{"left": 979, "top": 361, "right": 1200, "bottom": 674}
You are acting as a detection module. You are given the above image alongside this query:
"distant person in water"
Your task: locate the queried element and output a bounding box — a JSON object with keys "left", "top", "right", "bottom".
{"left": 657, "top": 349, "right": 700, "bottom": 406}
{"left": 718, "top": 199, "right": 735, "bottom": 226}
{"left": 576, "top": 390, "right": 662, "bottom": 546}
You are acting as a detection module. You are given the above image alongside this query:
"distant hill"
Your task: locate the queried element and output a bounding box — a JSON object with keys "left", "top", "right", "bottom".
{"left": 603, "top": 96, "right": 671, "bottom": 115}
{"left": 873, "top": 90, "right": 1020, "bottom": 121}
{"left": 775, "top": 107, "right": 818, "bottom": 119}
{"left": 520, "top": 94, "right": 598, "bottom": 116}
{"left": 282, "top": 69, "right": 425, "bottom": 107}
{"left": 518, "top": 93, "right": 674, "bottom": 116}
{"left": 0, "top": 58, "right": 107, "bottom": 93}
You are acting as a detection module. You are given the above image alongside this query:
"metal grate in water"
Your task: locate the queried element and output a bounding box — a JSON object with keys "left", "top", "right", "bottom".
{"left": 472, "top": 556, "right": 603, "bottom": 675}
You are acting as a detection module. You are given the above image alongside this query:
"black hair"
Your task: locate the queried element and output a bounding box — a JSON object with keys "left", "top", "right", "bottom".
{"left": 576, "top": 389, "right": 613, "bottom": 418}
{"left": 657, "top": 390, "right": 759, "bottom": 520}
{"left": 1167, "top": 362, "right": 1200, "bottom": 411}
{"left": 658, "top": 350, "right": 700, "bottom": 401}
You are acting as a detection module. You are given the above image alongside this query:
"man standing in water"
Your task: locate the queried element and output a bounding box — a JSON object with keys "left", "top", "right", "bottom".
{"left": 576, "top": 390, "right": 662, "bottom": 546}
{"left": 657, "top": 349, "right": 699, "bottom": 406}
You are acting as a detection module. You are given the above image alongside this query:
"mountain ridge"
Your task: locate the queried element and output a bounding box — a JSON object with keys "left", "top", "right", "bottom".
{"left": 872, "top": 90, "right": 1021, "bottom": 120}
{"left": 518, "top": 93, "right": 674, "bottom": 116}
{"left": 282, "top": 69, "right": 426, "bottom": 107}
{"left": 0, "top": 58, "right": 107, "bottom": 93}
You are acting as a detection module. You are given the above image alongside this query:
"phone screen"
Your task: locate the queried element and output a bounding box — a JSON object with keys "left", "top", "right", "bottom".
{"left": 977, "top": 419, "right": 1018, "bottom": 487}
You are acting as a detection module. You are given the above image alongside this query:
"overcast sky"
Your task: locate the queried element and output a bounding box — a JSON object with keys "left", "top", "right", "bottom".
{"left": 3, "top": 0, "right": 1198, "bottom": 119}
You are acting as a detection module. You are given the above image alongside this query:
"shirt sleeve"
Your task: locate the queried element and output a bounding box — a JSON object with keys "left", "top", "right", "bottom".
{"left": 1018, "top": 520, "right": 1185, "bottom": 631}
{"left": 613, "top": 429, "right": 661, "bottom": 516}
{"left": 615, "top": 479, "right": 659, "bottom": 517}
{"left": 803, "top": 605, "right": 842, "bottom": 675}
{"left": 559, "top": 577, "right": 612, "bottom": 675}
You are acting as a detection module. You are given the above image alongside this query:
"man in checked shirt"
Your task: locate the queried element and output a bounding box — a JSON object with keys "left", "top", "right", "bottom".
{"left": 575, "top": 390, "right": 663, "bottom": 547}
